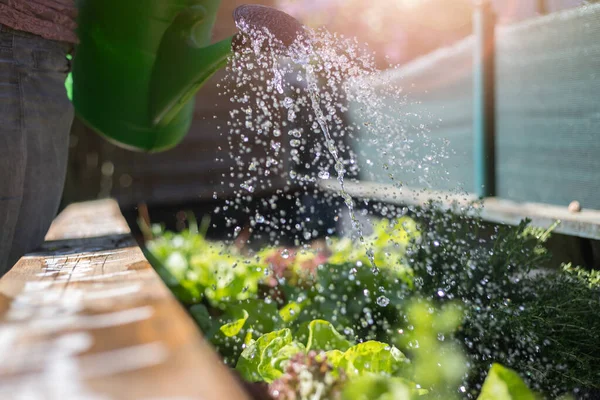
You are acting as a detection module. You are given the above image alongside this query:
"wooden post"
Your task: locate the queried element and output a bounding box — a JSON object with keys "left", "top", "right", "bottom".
{"left": 537, "top": 0, "right": 548, "bottom": 15}
{"left": 473, "top": 0, "right": 497, "bottom": 198}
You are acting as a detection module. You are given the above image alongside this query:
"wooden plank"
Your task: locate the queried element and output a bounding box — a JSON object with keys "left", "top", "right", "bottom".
{"left": 0, "top": 199, "right": 250, "bottom": 400}
{"left": 319, "top": 179, "right": 600, "bottom": 240}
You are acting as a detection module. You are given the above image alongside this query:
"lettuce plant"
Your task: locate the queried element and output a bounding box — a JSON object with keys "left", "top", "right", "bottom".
{"left": 236, "top": 319, "right": 408, "bottom": 383}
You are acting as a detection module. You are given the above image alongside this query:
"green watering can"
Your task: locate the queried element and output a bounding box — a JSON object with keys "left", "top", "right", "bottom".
{"left": 68, "top": 1, "right": 304, "bottom": 152}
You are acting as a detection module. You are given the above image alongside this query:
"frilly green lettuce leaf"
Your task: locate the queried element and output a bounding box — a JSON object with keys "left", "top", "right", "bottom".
{"left": 235, "top": 319, "right": 413, "bottom": 386}
{"left": 236, "top": 328, "right": 294, "bottom": 383}
{"left": 270, "top": 342, "right": 307, "bottom": 375}
{"left": 296, "top": 319, "right": 353, "bottom": 352}
{"left": 320, "top": 349, "right": 345, "bottom": 367}
{"left": 337, "top": 341, "right": 409, "bottom": 377}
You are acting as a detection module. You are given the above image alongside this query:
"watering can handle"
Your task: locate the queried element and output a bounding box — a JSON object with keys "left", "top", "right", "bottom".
{"left": 149, "top": 4, "right": 235, "bottom": 127}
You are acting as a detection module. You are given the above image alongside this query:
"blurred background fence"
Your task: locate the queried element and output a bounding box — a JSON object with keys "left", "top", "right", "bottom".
{"left": 349, "top": 2, "right": 600, "bottom": 210}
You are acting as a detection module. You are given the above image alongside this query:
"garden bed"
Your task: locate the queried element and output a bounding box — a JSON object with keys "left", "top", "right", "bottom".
{"left": 145, "top": 202, "right": 600, "bottom": 400}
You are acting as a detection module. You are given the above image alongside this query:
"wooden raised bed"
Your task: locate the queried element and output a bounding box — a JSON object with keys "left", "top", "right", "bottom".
{"left": 0, "top": 199, "right": 249, "bottom": 400}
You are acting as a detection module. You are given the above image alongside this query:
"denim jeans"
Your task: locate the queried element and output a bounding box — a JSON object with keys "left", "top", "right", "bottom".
{"left": 0, "top": 25, "right": 74, "bottom": 276}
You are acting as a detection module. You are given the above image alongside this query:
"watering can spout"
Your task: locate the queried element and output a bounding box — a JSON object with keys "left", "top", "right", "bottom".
{"left": 150, "top": 3, "right": 308, "bottom": 128}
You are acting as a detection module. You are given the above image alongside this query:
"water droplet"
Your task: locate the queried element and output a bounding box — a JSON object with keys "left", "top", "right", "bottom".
{"left": 289, "top": 129, "right": 302, "bottom": 138}
{"left": 318, "top": 170, "right": 330, "bottom": 179}
{"left": 270, "top": 141, "right": 281, "bottom": 151}
{"left": 283, "top": 97, "right": 294, "bottom": 109}
{"left": 376, "top": 296, "right": 390, "bottom": 307}
{"left": 287, "top": 109, "right": 296, "bottom": 122}
{"left": 281, "top": 249, "right": 290, "bottom": 259}
{"left": 240, "top": 182, "right": 255, "bottom": 193}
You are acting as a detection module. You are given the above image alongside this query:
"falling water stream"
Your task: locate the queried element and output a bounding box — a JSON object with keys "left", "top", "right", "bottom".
{"left": 219, "top": 23, "right": 434, "bottom": 271}
{"left": 303, "top": 63, "right": 378, "bottom": 272}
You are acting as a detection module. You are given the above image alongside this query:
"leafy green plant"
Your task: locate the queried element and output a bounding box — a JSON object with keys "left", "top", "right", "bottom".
{"left": 327, "top": 217, "right": 419, "bottom": 269}
{"left": 240, "top": 303, "right": 536, "bottom": 400}
{"left": 405, "top": 205, "right": 600, "bottom": 396}
{"left": 236, "top": 319, "right": 408, "bottom": 384}
{"left": 408, "top": 206, "right": 552, "bottom": 305}
{"left": 270, "top": 218, "right": 418, "bottom": 344}
{"left": 405, "top": 206, "right": 566, "bottom": 392}
{"left": 289, "top": 261, "right": 412, "bottom": 342}
{"left": 191, "top": 299, "right": 283, "bottom": 364}
{"left": 496, "top": 265, "right": 600, "bottom": 395}
{"left": 146, "top": 205, "right": 600, "bottom": 399}
{"left": 147, "top": 228, "right": 266, "bottom": 306}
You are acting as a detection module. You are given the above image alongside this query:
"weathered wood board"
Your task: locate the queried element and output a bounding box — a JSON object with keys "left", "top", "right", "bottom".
{"left": 0, "top": 199, "right": 249, "bottom": 400}
{"left": 320, "top": 179, "right": 600, "bottom": 240}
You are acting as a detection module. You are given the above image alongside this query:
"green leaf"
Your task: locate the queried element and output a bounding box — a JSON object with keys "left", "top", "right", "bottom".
{"left": 338, "top": 341, "right": 409, "bottom": 377}
{"left": 257, "top": 332, "right": 295, "bottom": 382}
{"left": 478, "top": 364, "right": 536, "bottom": 400}
{"left": 164, "top": 251, "right": 189, "bottom": 279}
{"left": 236, "top": 328, "right": 293, "bottom": 383}
{"left": 189, "top": 304, "right": 213, "bottom": 333}
{"left": 296, "top": 319, "right": 353, "bottom": 352}
{"left": 321, "top": 349, "right": 345, "bottom": 367}
{"left": 220, "top": 309, "right": 249, "bottom": 337}
{"left": 270, "top": 342, "right": 306, "bottom": 376}
{"left": 200, "top": 300, "right": 283, "bottom": 366}
{"left": 279, "top": 301, "right": 303, "bottom": 323}
{"left": 241, "top": 299, "right": 281, "bottom": 334}
{"left": 167, "top": 279, "right": 202, "bottom": 305}
{"left": 342, "top": 375, "right": 415, "bottom": 400}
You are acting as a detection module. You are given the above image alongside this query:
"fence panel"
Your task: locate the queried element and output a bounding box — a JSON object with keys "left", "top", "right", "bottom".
{"left": 496, "top": 4, "right": 600, "bottom": 208}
